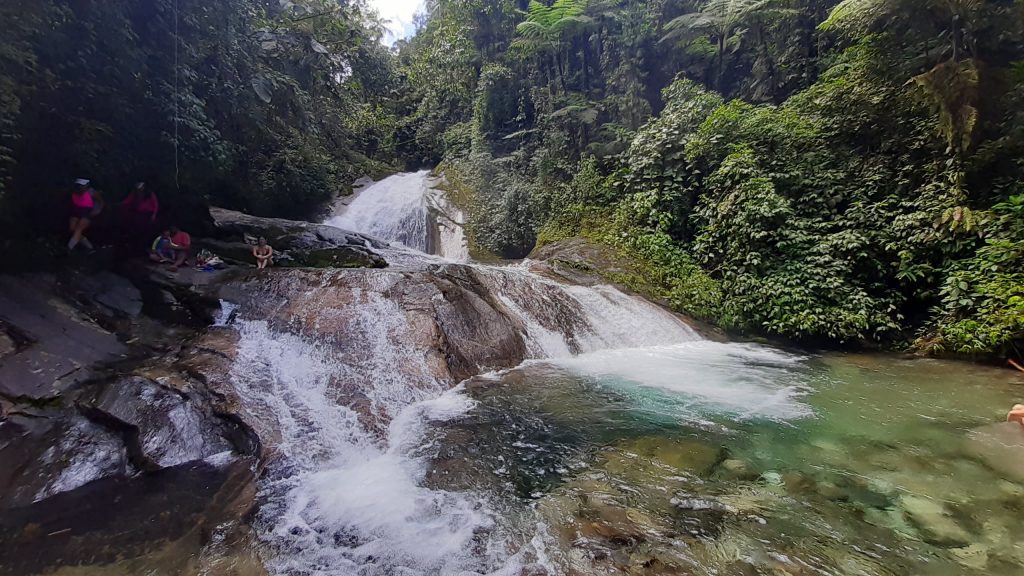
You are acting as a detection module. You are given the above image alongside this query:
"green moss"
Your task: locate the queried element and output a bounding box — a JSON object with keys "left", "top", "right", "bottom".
{"left": 433, "top": 163, "right": 505, "bottom": 263}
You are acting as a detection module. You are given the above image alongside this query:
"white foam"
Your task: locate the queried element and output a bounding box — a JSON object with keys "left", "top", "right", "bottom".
{"left": 548, "top": 341, "right": 813, "bottom": 422}
{"left": 326, "top": 171, "right": 432, "bottom": 253}
{"left": 229, "top": 316, "right": 519, "bottom": 575}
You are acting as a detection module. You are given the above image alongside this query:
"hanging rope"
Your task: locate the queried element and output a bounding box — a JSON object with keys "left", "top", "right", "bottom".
{"left": 173, "top": 0, "right": 180, "bottom": 193}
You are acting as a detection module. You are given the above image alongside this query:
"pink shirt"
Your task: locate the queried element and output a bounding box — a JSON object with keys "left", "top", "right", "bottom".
{"left": 123, "top": 191, "right": 159, "bottom": 216}
{"left": 171, "top": 231, "right": 191, "bottom": 249}
{"left": 72, "top": 189, "right": 94, "bottom": 208}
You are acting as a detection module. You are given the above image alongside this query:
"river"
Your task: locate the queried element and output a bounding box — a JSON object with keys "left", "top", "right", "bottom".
{"left": 227, "top": 172, "right": 1023, "bottom": 575}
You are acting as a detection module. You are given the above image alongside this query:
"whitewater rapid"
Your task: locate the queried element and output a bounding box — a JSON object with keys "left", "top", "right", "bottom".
{"left": 225, "top": 172, "right": 810, "bottom": 575}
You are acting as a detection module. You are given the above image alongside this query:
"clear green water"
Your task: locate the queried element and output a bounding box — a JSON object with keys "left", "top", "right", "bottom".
{"left": 432, "top": 344, "right": 1024, "bottom": 575}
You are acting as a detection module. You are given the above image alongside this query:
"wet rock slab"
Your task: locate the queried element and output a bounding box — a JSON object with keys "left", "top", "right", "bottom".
{"left": 0, "top": 274, "right": 127, "bottom": 401}
{"left": 0, "top": 457, "right": 255, "bottom": 576}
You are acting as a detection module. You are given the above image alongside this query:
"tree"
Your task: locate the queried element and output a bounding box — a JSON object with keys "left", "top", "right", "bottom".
{"left": 513, "top": 0, "right": 594, "bottom": 93}
{"left": 661, "top": 0, "right": 788, "bottom": 90}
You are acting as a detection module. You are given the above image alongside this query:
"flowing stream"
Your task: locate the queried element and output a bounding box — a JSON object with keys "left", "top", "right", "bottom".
{"left": 228, "top": 172, "right": 1024, "bottom": 575}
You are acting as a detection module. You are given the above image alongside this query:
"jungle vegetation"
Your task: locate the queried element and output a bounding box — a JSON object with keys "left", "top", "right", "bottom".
{"left": 402, "top": 0, "right": 1024, "bottom": 358}
{"left": 1, "top": 0, "right": 1023, "bottom": 357}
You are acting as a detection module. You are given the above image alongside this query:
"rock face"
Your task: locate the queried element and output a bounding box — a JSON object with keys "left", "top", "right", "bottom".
{"left": 231, "top": 266, "right": 532, "bottom": 430}
{"left": 208, "top": 206, "right": 388, "bottom": 269}
{"left": 0, "top": 274, "right": 127, "bottom": 401}
{"left": 0, "top": 265, "right": 263, "bottom": 576}
{"left": 0, "top": 327, "right": 261, "bottom": 576}
{"left": 529, "top": 237, "right": 725, "bottom": 341}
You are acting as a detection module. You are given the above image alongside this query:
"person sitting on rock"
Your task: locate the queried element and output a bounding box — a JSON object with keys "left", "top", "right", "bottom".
{"left": 149, "top": 229, "right": 174, "bottom": 263}
{"left": 168, "top": 225, "right": 191, "bottom": 270}
{"left": 253, "top": 237, "right": 274, "bottom": 270}
{"left": 1008, "top": 404, "right": 1024, "bottom": 427}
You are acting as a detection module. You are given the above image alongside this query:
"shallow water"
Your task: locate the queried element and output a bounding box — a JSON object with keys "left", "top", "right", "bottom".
{"left": 426, "top": 347, "right": 1024, "bottom": 575}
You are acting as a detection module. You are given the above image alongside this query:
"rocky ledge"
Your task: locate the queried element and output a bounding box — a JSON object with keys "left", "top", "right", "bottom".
{"left": 204, "top": 206, "right": 388, "bottom": 269}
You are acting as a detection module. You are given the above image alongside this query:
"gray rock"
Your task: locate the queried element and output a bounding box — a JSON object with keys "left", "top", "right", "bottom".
{"left": 79, "top": 376, "right": 236, "bottom": 471}
{"left": 0, "top": 413, "right": 128, "bottom": 509}
{"left": 0, "top": 274, "right": 127, "bottom": 400}
{"left": 208, "top": 206, "right": 388, "bottom": 269}
{"left": 899, "top": 494, "right": 972, "bottom": 547}
{"left": 74, "top": 270, "right": 144, "bottom": 317}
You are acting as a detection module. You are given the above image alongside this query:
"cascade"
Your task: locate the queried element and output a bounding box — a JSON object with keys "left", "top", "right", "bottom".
{"left": 226, "top": 172, "right": 784, "bottom": 575}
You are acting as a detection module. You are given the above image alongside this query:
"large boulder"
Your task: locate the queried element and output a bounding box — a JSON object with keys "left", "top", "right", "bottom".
{"left": 77, "top": 376, "right": 241, "bottom": 471}
{"left": 226, "top": 266, "right": 533, "bottom": 435}
{"left": 208, "top": 206, "right": 387, "bottom": 269}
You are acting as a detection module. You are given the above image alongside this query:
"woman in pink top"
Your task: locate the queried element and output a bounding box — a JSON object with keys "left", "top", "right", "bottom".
{"left": 68, "top": 178, "right": 96, "bottom": 252}
{"left": 121, "top": 182, "right": 159, "bottom": 242}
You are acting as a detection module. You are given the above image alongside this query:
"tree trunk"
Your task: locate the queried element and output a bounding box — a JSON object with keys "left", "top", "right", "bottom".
{"left": 716, "top": 35, "right": 726, "bottom": 91}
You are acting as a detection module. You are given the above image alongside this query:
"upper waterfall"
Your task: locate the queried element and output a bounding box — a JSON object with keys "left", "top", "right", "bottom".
{"left": 326, "top": 171, "right": 470, "bottom": 262}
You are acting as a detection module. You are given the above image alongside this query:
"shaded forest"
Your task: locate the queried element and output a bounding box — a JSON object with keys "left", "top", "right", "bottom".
{"left": 2, "top": 0, "right": 1023, "bottom": 357}
{"left": 0, "top": 0, "right": 415, "bottom": 229}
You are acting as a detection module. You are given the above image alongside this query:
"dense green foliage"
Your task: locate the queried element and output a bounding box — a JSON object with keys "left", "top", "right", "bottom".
{"left": 3, "top": 0, "right": 1023, "bottom": 358}
{"left": 0, "top": 0, "right": 413, "bottom": 238}
{"left": 405, "top": 0, "right": 1024, "bottom": 357}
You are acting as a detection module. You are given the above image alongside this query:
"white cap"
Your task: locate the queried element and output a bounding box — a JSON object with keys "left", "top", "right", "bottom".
{"left": 74, "top": 178, "right": 90, "bottom": 186}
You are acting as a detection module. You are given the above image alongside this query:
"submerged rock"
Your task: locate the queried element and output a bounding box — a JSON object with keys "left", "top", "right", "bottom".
{"left": 964, "top": 422, "right": 1024, "bottom": 483}
{"left": 899, "top": 494, "right": 972, "bottom": 546}
{"left": 716, "top": 458, "right": 760, "bottom": 481}
{"left": 611, "top": 436, "right": 724, "bottom": 477}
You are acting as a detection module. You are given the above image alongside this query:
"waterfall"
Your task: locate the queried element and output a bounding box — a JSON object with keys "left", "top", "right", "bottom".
{"left": 325, "top": 171, "right": 433, "bottom": 253}
{"left": 229, "top": 172, "right": 704, "bottom": 575}
{"left": 325, "top": 170, "right": 471, "bottom": 262}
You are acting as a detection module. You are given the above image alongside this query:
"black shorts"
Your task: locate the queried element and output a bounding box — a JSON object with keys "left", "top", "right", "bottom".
{"left": 71, "top": 206, "right": 93, "bottom": 219}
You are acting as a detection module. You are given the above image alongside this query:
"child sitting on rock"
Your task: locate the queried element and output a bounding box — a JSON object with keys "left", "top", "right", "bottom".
{"left": 149, "top": 229, "right": 174, "bottom": 263}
